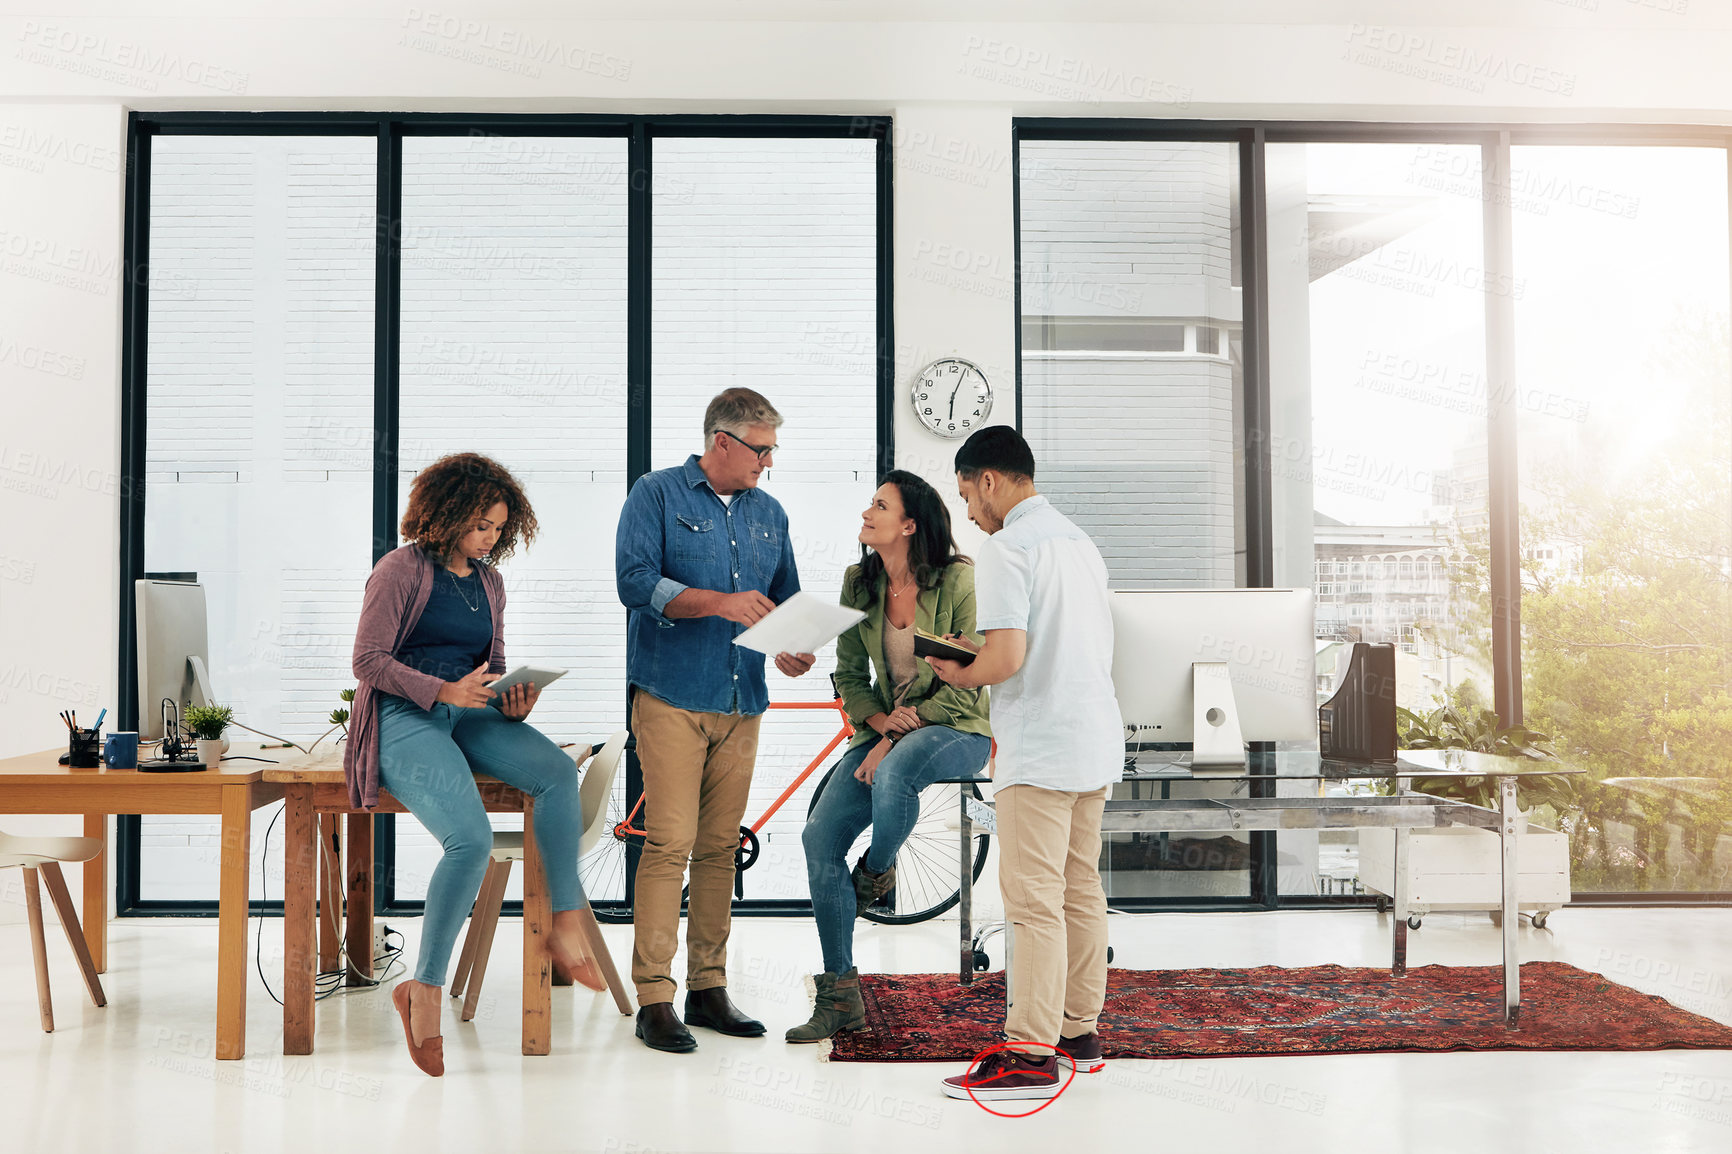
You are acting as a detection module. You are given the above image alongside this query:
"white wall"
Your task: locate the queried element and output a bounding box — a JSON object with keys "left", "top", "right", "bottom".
{"left": 4, "top": 2, "right": 1727, "bottom": 925}
{"left": 0, "top": 102, "right": 127, "bottom": 922}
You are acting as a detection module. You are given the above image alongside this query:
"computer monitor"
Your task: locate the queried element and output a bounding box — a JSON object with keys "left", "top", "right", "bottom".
{"left": 136, "top": 578, "right": 215, "bottom": 742}
{"left": 1109, "top": 588, "right": 1317, "bottom": 768}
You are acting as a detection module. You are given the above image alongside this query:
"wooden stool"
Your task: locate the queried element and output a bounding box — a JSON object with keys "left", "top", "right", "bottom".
{"left": 0, "top": 832, "right": 108, "bottom": 1032}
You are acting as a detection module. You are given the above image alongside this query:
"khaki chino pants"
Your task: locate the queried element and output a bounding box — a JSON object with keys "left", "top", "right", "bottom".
{"left": 629, "top": 690, "right": 762, "bottom": 1005}
{"left": 995, "top": 783, "right": 1110, "bottom": 1050}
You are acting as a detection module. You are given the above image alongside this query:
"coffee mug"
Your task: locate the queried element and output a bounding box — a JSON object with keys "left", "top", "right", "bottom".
{"left": 103, "top": 731, "right": 139, "bottom": 769}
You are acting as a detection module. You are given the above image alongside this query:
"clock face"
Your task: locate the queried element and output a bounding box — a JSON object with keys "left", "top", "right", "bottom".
{"left": 912, "top": 358, "right": 992, "bottom": 439}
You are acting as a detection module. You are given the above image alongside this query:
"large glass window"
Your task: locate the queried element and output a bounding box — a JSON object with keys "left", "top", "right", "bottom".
{"left": 141, "top": 135, "right": 375, "bottom": 901}
{"left": 1019, "top": 139, "right": 1249, "bottom": 901}
{"left": 124, "top": 118, "right": 887, "bottom": 916}
{"left": 392, "top": 133, "right": 630, "bottom": 904}
{"left": 648, "top": 136, "right": 879, "bottom": 904}
{"left": 1019, "top": 127, "right": 1732, "bottom": 908}
{"left": 1511, "top": 146, "right": 1731, "bottom": 894}
{"left": 1265, "top": 142, "right": 1491, "bottom": 900}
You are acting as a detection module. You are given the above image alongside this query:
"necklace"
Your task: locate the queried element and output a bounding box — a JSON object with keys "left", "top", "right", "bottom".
{"left": 887, "top": 572, "right": 916, "bottom": 598}
{"left": 446, "top": 566, "right": 483, "bottom": 613}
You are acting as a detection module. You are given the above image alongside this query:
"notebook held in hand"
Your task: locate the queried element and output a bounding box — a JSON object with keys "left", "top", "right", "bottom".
{"left": 913, "top": 628, "right": 978, "bottom": 666}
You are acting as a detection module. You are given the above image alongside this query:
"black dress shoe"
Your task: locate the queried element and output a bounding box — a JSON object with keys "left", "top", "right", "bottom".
{"left": 635, "top": 1003, "right": 698, "bottom": 1053}
{"left": 684, "top": 987, "right": 766, "bottom": 1037}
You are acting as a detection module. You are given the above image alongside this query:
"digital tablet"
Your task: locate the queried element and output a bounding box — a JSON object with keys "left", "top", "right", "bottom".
{"left": 487, "top": 665, "right": 568, "bottom": 695}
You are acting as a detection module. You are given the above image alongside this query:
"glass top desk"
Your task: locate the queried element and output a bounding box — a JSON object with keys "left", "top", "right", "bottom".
{"left": 944, "top": 749, "right": 1583, "bottom": 1025}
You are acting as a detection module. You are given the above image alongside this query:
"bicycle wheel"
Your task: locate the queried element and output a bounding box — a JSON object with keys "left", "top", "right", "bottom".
{"left": 808, "top": 777, "right": 990, "bottom": 926}
{"left": 578, "top": 771, "right": 638, "bottom": 925}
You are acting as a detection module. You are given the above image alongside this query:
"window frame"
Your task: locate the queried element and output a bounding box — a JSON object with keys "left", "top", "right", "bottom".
{"left": 1014, "top": 118, "right": 1732, "bottom": 910}
{"left": 117, "top": 112, "right": 894, "bottom": 918}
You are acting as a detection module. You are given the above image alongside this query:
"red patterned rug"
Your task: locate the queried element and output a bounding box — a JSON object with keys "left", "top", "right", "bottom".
{"left": 826, "top": 963, "right": 1732, "bottom": 1062}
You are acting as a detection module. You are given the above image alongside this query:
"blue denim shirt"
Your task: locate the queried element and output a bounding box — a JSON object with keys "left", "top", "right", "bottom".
{"left": 615, "top": 455, "right": 801, "bottom": 716}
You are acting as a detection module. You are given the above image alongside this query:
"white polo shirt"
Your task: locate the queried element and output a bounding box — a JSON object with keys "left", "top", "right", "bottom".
{"left": 974, "top": 494, "right": 1124, "bottom": 793}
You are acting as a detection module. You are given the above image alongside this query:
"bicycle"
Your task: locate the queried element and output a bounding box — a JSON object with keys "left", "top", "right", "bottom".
{"left": 578, "top": 697, "right": 991, "bottom": 926}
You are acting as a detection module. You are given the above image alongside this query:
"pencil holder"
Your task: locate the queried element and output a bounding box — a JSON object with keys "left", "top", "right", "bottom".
{"left": 68, "top": 727, "right": 102, "bottom": 769}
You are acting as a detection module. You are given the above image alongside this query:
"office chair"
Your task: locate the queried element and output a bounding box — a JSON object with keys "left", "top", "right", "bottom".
{"left": 448, "top": 732, "right": 633, "bottom": 1020}
{"left": 0, "top": 830, "right": 107, "bottom": 1031}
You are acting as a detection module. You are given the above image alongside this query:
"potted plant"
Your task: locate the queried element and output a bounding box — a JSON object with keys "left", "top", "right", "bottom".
{"left": 307, "top": 688, "right": 354, "bottom": 756}
{"left": 1357, "top": 703, "right": 1575, "bottom": 929}
{"left": 183, "top": 704, "right": 234, "bottom": 768}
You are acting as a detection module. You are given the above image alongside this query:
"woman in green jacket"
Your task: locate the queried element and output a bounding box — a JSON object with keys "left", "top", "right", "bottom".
{"left": 787, "top": 469, "right": 992, "bottom": 1043}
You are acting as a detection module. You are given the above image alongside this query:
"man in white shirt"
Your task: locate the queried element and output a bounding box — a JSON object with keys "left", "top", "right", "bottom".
{"left": 927, "top": 426, "right": 1123, "bottom": 1104}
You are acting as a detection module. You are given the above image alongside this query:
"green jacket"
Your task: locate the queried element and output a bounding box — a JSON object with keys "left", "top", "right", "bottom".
{"left": 834, "top": 561, "right": 992, "bottom": 749}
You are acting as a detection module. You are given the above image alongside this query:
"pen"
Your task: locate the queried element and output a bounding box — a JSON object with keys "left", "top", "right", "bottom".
{"left": 92, "top": 708, "right": 107, "bottom": 731}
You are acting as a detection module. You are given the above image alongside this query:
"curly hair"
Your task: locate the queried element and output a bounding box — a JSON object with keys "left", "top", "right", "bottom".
{"left": 399, "top": 453, "right": 537, "bottom": 564}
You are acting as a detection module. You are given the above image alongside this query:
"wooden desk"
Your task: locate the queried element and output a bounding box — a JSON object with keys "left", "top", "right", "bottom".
{"left": 0, "top": 749, "right": 283, "bottom": 1059}
{"left": 262, "top": 753, "right": 559, "bottom": 1057}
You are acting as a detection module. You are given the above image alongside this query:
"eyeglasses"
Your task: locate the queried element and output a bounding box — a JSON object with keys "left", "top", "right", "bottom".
{"left": 720, "top": 428, "right": 778, "bottom": 462}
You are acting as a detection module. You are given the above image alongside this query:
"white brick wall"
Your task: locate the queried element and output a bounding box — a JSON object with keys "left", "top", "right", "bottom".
{"left": 1020, "top": 141, "right": 1241, "bottom": 589}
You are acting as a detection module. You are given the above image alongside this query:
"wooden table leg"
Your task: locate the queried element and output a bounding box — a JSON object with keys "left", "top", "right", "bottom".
{"left": 522, "top": 801, "right": 552, "bottom": 1056}
{"left": 283, "top": 787, "right": 316, "bottom": 1055}
{"left": 317, "top": 813, "right": 341, "bottom": 974}
{"left": 344, "top": 812, "right": 374, "bottom": 986}
{"left": 216, "top": 787, "right": 253, "bottom": 1061}
{"left": 81, "top": 812, "right": 106, "bottom": 974}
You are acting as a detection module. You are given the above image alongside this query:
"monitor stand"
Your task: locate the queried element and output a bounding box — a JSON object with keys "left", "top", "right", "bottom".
{"left": 1190, "top": 662, "right": 1248, "bottom": 772}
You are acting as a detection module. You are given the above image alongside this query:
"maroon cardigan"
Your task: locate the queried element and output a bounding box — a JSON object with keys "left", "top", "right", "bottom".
{"left": 343, "top": 545, "right": 507, "bottom": 809}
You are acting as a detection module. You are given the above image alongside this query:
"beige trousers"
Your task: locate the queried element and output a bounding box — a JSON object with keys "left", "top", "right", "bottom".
{"left": 629, "top": 690, "right": 762, "bottom": 1006}
{"left": 995, "top": 783, "right": 1110, "bottom": 1050}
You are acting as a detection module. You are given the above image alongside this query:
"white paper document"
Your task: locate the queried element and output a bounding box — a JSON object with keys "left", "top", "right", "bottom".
{"left": 731, "top": 592, "right": 865, "bottom": 656}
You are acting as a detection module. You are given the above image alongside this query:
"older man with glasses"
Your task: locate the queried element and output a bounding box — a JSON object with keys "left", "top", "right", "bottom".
{"left": 615, "top": 387, "right": 817, "bottom": 1053}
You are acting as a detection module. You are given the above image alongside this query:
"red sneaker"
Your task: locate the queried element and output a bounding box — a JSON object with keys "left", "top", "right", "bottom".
{"left": 940, "top": 1050, "right": 1063, "bottom": 1101}
{"left": 1056, "top": 1032, "right": 1106, "bottom": 1074}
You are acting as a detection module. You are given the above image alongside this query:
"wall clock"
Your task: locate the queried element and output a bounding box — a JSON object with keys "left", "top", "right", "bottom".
{"left": 911, "top": 358, "right": 992, "bottom": 438}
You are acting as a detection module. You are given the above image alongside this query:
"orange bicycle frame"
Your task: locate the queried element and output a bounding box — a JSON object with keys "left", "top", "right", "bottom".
{"left": 612, "top": 698, "right": 856, "bottom": 844}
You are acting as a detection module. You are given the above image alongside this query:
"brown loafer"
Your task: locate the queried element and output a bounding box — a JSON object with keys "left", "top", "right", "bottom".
{"left": 392, "top": 981, "right": 445, "bottom": 1077}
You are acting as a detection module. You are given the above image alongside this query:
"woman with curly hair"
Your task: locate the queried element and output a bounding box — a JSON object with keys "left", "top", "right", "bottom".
{"left": 344, "top": 451, "right": 601, "bottom": 1077}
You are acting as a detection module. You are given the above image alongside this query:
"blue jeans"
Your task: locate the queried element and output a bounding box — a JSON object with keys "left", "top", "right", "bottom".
{"left": 801, "top": 726, "right": 991, "bottom": 974}
{"left": 377, "top": 695, "right": 587, "bottom": 986}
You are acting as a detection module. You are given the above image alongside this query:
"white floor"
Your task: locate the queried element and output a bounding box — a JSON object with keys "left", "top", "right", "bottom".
{"left": 4, "top": 906, "right": 1732, "bottom": 1154}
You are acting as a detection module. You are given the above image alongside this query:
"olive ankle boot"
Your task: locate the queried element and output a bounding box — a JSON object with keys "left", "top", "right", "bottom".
{"left": 785, "top": 968, "right": 867, "bottom": 1043}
